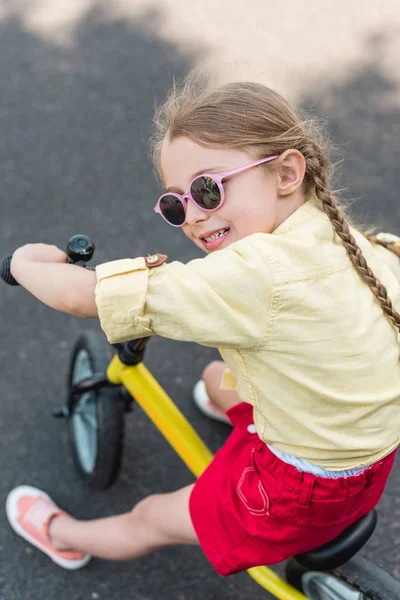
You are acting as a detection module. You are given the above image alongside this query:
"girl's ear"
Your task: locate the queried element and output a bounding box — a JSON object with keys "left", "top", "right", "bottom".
{"left": 276, "top": 149, "right": 306, "bottom": 196}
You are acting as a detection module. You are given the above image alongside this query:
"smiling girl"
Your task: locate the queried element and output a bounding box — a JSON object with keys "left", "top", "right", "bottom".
{"left": 5, "top": 76, "right": 400, "bottom": 576}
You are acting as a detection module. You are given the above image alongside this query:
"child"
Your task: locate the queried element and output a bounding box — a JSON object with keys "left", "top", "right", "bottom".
{"left": 6, "top": 76, "right": 400, "bottom": 576}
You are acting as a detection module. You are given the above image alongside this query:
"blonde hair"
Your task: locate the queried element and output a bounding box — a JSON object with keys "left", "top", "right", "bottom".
{"left": 151, "top": 75, "right": 400, "bottom": 332}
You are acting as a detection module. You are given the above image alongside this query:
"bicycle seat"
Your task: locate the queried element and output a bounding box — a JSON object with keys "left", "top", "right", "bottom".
{"left": 293, "top": 510, "right": 377, "bottom": 571}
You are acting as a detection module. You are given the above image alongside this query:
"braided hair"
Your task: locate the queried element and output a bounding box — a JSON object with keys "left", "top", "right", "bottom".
{"left": 300, "top": 139, "right": 400, "bottom": 331}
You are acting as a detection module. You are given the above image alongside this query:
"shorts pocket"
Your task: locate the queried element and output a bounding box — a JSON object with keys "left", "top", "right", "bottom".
{"left": 237, "top": 464, "right": 270, "bottom": 516}
{"left": 229, "top": 447, "right": 288, "bottom": 539}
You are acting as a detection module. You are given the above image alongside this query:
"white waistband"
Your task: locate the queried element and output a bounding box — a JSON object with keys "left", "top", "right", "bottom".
{"left": 267, "top": 445, "right": 367, "bottom": 479}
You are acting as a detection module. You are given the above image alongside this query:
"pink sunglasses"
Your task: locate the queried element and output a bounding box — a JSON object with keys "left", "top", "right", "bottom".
{"left": 154, "top": 154, "right": 280, "bottom": 227}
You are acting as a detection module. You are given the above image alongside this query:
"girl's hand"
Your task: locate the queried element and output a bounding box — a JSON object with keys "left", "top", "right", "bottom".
{"left": 11, "top": 244, "right": 68, "bottom": 272}
{"left": 9, "top": 243, "right": 98, "bottom": 317}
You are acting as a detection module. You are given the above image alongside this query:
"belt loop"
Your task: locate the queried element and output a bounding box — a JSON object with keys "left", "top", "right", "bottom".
{"left": 298, "top": 473, "right": 315, "bottom": 509}
{"left": 365, "top": 464, "right": 375, "bottom": 489}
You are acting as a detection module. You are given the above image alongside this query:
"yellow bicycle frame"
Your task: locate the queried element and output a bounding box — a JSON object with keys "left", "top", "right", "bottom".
{"left": 107, "top": 355, "right": 309, "bottom": 600}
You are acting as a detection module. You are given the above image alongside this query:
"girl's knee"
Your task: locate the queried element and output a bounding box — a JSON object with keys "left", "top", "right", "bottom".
{"left": 130, "top": 494, "right": 161, "bottom": 524}
{"left": 129, "top": 488, "right": 197, "bottom": 547}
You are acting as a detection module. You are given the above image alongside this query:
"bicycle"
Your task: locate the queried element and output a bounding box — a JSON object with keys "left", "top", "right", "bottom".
{"left": 2, "top": 234, "right": 400, "bottom": 600}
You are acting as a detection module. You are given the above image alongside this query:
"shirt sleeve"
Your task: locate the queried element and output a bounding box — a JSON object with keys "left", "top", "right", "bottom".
{"left": 94, "top": 239, "right": 274, "bottom": 349}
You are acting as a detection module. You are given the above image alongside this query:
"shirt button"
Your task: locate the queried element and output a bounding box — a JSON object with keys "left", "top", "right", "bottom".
{"left": 247, "top": 424, "right": 257, "bottom": 434}
{"left": 145, "top": 253, "right": 168, "bottom": 268}
{"left": 146, "top": 254, "right": 159, "bottom": 264}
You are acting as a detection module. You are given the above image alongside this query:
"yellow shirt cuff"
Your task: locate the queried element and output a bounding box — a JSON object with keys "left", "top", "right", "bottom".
{"left": 96, "top": 257, "right": 146, "bottom": 279}
{"left": 95, "top": 258, "right": 154, "bottom": 343}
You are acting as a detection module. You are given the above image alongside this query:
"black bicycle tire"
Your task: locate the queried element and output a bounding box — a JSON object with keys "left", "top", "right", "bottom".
{"left": 67, "top": 330, "right": 125, "bottom": 489}
{"left": 333, "top": 556, "right": 400, "bottom": 599}
{"left": 285, "top": 555, "right": 400, "bottom": 599}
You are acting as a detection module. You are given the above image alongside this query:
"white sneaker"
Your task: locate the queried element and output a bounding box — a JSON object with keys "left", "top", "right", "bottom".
{"left": 193, "top": 380, "right": 232, "bottom": 425}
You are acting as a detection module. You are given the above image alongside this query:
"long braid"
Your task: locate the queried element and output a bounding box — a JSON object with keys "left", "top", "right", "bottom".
{"left": 303, "top": 141, "right": 400, "bottom": 332}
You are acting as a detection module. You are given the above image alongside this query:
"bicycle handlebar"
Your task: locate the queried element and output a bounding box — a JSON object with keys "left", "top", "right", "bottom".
{"left": 0, "top": 255, "right": 18, "bottom": 286}
{"left": 0, "top": 235, "right": 96, "bottom": 287}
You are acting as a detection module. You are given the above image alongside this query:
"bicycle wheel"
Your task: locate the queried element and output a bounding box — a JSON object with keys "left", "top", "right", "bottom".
{"left": 67, "top": 330, "right": 125, "bottom": 489}
{"left": 285, "top": 556, "right": 400, "bottom": 599}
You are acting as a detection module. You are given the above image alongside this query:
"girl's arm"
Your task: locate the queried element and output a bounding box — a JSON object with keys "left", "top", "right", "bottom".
{"left": 95, "top": 237, "right": 273, "bottom": 348}
{"left": 10, "top": 243, "right": 98, "bottom": 318}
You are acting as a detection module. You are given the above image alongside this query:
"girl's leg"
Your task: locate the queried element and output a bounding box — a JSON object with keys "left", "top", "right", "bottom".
{"left": 49, "top": 484, "right": 198, "bottom": 560}
{"left": 202, "top": 360, "right": 241, "bottom": 413}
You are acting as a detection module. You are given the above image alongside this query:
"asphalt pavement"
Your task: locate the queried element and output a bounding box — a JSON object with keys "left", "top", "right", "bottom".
{"left": 0, "top": 5, "right": 399, "bottom": 600}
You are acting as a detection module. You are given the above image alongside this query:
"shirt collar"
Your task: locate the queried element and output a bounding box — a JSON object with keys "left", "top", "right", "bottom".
{"left": 273, "top": 199, "right": 322, "bottom": 236}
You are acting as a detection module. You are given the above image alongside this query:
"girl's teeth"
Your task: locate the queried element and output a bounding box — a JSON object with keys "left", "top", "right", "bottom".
{"left": 205, "top": 229, "right": 228, "bottom": 242}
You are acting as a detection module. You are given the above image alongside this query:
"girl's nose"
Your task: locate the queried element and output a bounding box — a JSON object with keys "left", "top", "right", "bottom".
{"left": 184, "top": 197, "right": 209, "bottom": 225}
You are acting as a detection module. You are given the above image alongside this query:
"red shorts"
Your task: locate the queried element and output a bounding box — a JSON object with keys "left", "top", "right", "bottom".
{"left": 189, "top": 402, "right": 397, "bottom": 576}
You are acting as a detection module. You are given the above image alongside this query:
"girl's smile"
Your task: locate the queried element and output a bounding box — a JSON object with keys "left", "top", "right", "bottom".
{"left": 199, "top": 227, "right": 232, "bottom": 251}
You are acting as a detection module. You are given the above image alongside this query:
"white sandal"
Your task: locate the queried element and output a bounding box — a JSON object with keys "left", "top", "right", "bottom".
{"left": 193, "top": 380, "right": 232, "bottom": 425}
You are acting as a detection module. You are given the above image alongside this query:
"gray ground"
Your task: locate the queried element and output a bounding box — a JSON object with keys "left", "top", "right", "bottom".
{"left": 0, "top": 5, "right": 399, "bottom": 600}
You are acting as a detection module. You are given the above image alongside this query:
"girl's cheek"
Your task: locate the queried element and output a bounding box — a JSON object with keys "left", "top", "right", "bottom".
{"left": 182, "top": 226, "right": 192, "bottom": 240}
{"left": 182, "top": 227, "right": 202, "bottom": 248}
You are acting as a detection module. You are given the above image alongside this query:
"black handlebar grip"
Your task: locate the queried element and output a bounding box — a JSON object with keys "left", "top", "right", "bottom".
{"left": 67, "top": 235, "right": 95, "bottom": 264}
{"left": 0, "top": 255, "right": 19, "bottom": 286}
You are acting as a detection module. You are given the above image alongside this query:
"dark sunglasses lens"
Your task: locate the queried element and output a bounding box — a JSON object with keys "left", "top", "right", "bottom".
{"left": 190, "top": 176, "right": 222, "bottom": 210}
{"left": 159, "top": 195, "right": 186, "bottom": 226}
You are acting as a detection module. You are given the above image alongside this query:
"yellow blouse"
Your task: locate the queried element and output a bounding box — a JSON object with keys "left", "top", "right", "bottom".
{"left": 95, "top": 201, "right": 400, "bottom": 470}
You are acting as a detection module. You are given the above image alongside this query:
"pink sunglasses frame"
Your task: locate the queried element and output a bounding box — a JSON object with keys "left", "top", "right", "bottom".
{"left": 154, "top": 154, "right": 280, "bottom": 227}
